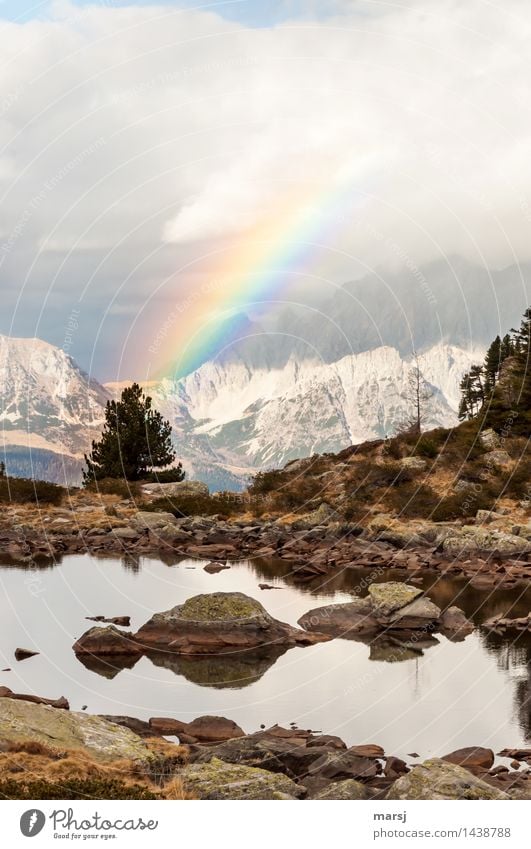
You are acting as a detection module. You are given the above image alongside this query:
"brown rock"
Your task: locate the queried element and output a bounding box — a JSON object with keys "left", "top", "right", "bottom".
{"left": 385, "top": 755, "right": 409, "bottom": 778}
{"left": 442, "top": 746, "right": 494, "bottom": 774}
{"left": 439, "top": 606, "right": 474, "bottom": 640}
{"left": 135, "top": 592, "right": 330, "bottom": 655}
{"left": 73, "top": 626, "right": 141, "bottom": 656}
{"left": 307, "top": 735, "right": 347, "bottom": 750}
{"left": 203, "top": 562, "right": 230, "bottom": 574}
{"left": 308, "top": 748, "right": 382, "bottom": 780}
{"left": 298, "top": 598, "right": 379, "bottom": 638}
{"left": 349, "top": 744, "right": 385, "bottom": 759}
{"left": 86, "top": 615, "right": 131, "bottom": 627}
{"left": 149, "top": 714, "right": 244, "bottom": 743}
{"left": 0, "top": 686, "right": 69, "bottom": 710}
{"left": 14, "top": 648, "right": 39, "bottom": 661}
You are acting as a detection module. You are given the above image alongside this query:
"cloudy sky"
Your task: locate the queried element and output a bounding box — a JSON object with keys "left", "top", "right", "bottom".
{"left": 0, "top": 0, "right": 530, "bottom": 379}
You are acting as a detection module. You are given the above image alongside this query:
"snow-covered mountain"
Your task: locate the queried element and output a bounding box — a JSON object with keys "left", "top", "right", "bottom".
{"left": 0, "top": 335, "right": 109, "bottom": 484}
{"left": 160, "top": 343, "right": 483, "bottom": 471}
{"left": 2, "top": 256, "right": 529, "bottom": 488}
{"left": 0, "top": 333, "right": 482, "bottom": 489}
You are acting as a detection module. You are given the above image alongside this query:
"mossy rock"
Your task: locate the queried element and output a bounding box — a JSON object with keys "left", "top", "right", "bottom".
{"left": 179, "top": 592, "right": 267, "bottom": 622}
{"left": 387, "top": 758, "right": 508, "bottom": 800}
{"left": 367, "top": 582, "right": 422, "bottom": 616}
{"left": 0, "top": 699, "right": 153, "bottom": 764}
{"left": 180, "top": 757, "right": 305, "bottom": 799}
{"left": 314, "top": 779, "right": 367, "bottom": 800}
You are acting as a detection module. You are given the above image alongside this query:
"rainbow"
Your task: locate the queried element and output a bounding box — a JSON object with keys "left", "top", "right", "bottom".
{"left": 159, "top": 175, "right": 366, "bottom": 378}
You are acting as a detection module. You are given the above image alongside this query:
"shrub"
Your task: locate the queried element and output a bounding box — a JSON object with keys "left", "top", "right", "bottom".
{"left": 415, "top": 436, "right": 439, "bottom": 458}
{"left": 0, "top": 477, "right": 64, "bottom": 505}
{"left": 248, "top": 469, "right": 290, "bottom": 495}
{"left": 0, "top": 777, "right": 158, "bottom": 800}
{"left": 85, "top": 478, "right": 140, "bottom": 499}
{"left": 143, "top": 493, "right": 240, "bottom": 518}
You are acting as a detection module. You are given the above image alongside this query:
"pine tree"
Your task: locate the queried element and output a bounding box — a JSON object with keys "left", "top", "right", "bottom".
{"left": 483, "top": 335, "right": 501, "bottom": 391}
{"left": 500, "top": 333, "right": 514, "bottom": 361}
{"left": 83, "top": 383, "right": 181, "bottom": 483}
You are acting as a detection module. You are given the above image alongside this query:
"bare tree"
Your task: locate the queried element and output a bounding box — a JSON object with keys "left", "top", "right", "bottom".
{"left": 401, "top": 351, "right": 433, "bottom": 435}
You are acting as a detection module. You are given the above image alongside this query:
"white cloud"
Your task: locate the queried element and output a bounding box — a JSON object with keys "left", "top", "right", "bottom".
{"left": 0, "top": 0, "right": 530, "bottom": 373}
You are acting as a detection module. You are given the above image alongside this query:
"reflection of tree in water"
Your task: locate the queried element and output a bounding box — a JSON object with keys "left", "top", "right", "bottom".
{"left": 480, "top": 629, "right": 531, "bottom": 741}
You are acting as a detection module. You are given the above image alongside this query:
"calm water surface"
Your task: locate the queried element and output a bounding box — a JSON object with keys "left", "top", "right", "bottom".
{"left": 0, "top": 553, "right": 530, "bottom": 761}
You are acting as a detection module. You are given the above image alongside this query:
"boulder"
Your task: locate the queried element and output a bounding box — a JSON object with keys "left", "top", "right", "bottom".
{"left": 307, "top": 748, "right": 382, "bottom": 780}
{"left": 313, "top": 779, "right": 367, "bottom": 799}
{"left": 73, "top": 625, "right": 141, "bottom": 656}
{"left": 131, "top": 511, "right": 179, "bottom": 530}
{"left": 385, "top": 597, "right": 441, "bottom": 630}
{"left": 141, "top": 480, "right": 209, "bottom": 498}
{"left": 0, "top": 699, "right": 154, "bottom": 764}
{"left": 112, "top": 527, "right": 139, "bottom": 540}
{"left": 399, "top": 457, "right": 427, "bottom": 471}
{"left": 300, "top": 503, "right": 338, "bottom": 527}
{"left": 149, "top": 715, "right": 244, "bottom": 744}
{"left": 367, "top": 583, "right": 423, "bottom": 616}
{"left": 484, "top": 449, "right": 511, "bottom": 467}
{"left": 479, "top": 428, "right": 500, "bottom": 450}
{"left": 298, "top": 598, "right": 379, "bottom": 638}
{"left": 387, "top": 758, "right": 508, "bottom": 800}
{"left": 179, "top": 757, "right": 305, "bottom": 799}
{"left": 439, "top": 606, "right": 474, "bottom": 640}
{"left": 442, "top": 746, "right": 494, "bottom": 774}
{"left": 135, "top": 592, "right": 330, "bottom": 655}
{"left": 442, "top": 528, "right": 531, "bottom": 556}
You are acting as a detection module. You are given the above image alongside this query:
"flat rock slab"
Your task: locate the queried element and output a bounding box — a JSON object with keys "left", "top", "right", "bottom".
{"left": 180, "top": 757, "right": 305, "bottom": 799}
{"left": 298, "top": 598, "right": 378, "bottom": 637}
{"left": 368, "top": 583, "right": 422, "bottom": 616}
{"left": 387, "top": 758, "right": 508, "bottom": 800}
{"left": 0, "top": 698, "right": 153, "bottom": 764}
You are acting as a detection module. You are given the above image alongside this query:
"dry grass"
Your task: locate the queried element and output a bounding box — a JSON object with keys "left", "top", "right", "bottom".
{"left": 0, "top": 738, "right": 194, "bottom": 799}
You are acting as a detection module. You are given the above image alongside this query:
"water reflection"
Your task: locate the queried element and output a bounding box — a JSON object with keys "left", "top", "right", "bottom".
{"left": 1, "top": 552, "right": 530, "bottom": 752}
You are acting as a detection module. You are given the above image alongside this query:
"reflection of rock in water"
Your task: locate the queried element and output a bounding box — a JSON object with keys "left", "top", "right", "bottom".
{"left": 75, "top": 653, "right": 140, "bottom": 679}
{"left": 369, "top": 635, "right": 438, "bottom": 663}
{"left": 145, "top": 647, "right": 289, "bottom": 689}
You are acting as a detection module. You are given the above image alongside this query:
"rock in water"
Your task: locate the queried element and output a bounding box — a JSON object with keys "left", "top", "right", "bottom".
{"left": 442, "top": 746, "right": 494, "bottom": 774}
{"left": 387, "top": 758, "right": 508, "bottom": 799}
{"left": 367, "top": 582, "right": 423, "bottom": 616}
{"left": 134, "top": 592, "right": 329, "bottom": 655}
{"left": 298, "top": 598, "right": 379, "bottom": 637}
{"left": 0, "top": 698, "right": 154, "bottom": 764}
{"left": 0, "top": 686, "right": 69, "bottom": 710}
{"left": 439, "top": 606, "right": 474, "bottom": 640}
{"left": 73, "top": 625, "right": 141, "bottom": 656}
{"left": 179, "top": 757, "right": 305, "bottom": 799}
{"left": 203, "top": 562, "right": 230, "bottom": 574}
{"left": 14, "top": 648, "right": 39, "bottom": 661}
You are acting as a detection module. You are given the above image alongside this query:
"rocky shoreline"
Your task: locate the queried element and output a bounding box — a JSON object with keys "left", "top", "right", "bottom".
{"left": 0, "top": 694, "right": 530, "bottom": 799}
{"left": 3, "top": 489, "right": 531, "bottom": 592}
